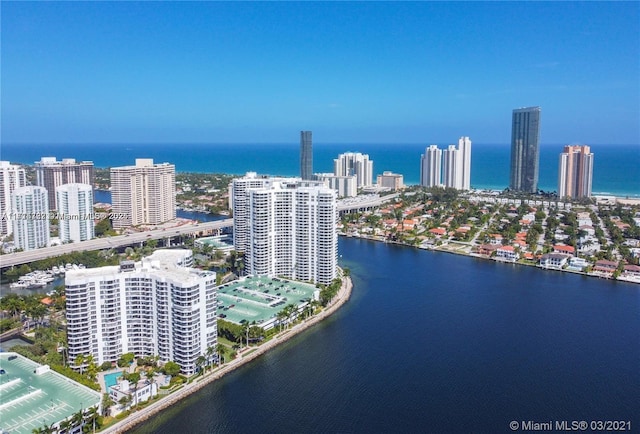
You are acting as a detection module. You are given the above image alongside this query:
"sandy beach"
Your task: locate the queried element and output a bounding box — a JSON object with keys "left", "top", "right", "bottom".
{"left": 101, "top": 275, "right": 353, "bottom": 434}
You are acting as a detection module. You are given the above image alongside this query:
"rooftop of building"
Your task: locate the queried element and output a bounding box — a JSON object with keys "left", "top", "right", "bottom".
{"left": 65, "top": 249, "right": 214, "bottom": 284}
{"left": 0, "top": 353, "right": 101, "bottom": 434}
{"left": 217, "top": 276, "right": 317, "bottom": 327}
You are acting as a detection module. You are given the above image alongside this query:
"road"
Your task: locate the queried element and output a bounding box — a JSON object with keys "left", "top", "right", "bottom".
{"left": 0, "top": 219, "right": 233, "bottom": 269}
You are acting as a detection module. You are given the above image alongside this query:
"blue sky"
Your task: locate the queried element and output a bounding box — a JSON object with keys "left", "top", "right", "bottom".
{"left": 2, "top": 1, "right": 639, "bottom": 145}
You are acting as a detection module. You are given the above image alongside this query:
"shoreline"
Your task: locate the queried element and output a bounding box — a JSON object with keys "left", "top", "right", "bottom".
{"left": 101, "top": 274, "right": 353, "bottom": 434}
{"left": 344, "top": 234, "right": 640, "bottom": 285}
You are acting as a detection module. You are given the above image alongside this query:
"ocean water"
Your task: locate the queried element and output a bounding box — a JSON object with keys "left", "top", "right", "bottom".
{"left": 2, "top": 143, "right": 639, "bottom": 197}
{"left": 132, "top": 238, "right": 640, "bottom": 433}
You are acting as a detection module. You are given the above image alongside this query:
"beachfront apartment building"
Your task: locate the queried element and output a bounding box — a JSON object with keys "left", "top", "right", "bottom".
{"left": 558, "top": 145, "right": 594, "bottom": 199}
{"left": 377, "top": 171, "right": 405, "bottom": 191}
{"left": 110, "top": 159, "right": 176, "bottom": 229}
{"left": 233, "top": 177, "right": 338, "bottom": 285}
{"left": 420, "top": 145, "right": 442, "bottom": 188}
{"left": 11, "top": 186, "right": 50, "bottom": 251}
{"left": 35, "top": 157, "right": 94, "bottom": 210}
{"left": 420, "top": 137, "right": 472, "bottom": 190}
{"left": 56, "top": 183, "right": 95, "bottom": 243}
{"left": 65, "top": 250, "right": 216, "bottom": 376}
{"left": 334, "top": 152, "right": 374, "bottom": 188}
{"left": 0, "top": 161, "right": 26, "bottom": 236}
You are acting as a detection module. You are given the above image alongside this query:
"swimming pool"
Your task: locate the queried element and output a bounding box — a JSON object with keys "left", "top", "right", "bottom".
{"left": 104, "top": 371, "right": 122, "bottom": 389}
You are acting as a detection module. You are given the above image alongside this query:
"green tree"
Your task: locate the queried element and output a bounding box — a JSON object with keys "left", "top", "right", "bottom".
{"left": 163, "top": 361, "right": 181, "bottom": 376}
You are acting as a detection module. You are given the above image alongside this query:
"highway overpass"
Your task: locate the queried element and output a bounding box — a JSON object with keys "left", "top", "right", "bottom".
{"left": 1, "top": 194, "right": 398, "bottom": 269}
{"left": 0, "top": 219, "right": 233, "bottom": 269}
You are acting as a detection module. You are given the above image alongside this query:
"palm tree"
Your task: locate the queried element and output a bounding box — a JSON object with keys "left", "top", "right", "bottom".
{"left": 101, "top": 393, "right": 114, "bottom": 417}
{"left": 59, "top": 417, "right": 72, "bottom": 434}
{"left": 285, "top": 303, "right": 297, "bottom": 327}
{"left": 86, "top": 355, "right": 98, "bottom": 381}
{"left": 206, "top": 346, "right": 215, "bottom": 370}
{"left": 85, "top": 406, "right": 100, "bottom": 432}
{"left": 195, "top": 355, "right": 206, "bottom": 375}
{"left": 74, "top": 354, "right": 86, "bottom": 375}
{"left": 118, "top": 395, "right": 131, "bottom": 410}
{"left": 276, "top": 309, "right": 287, "bottom": 332}
{"left": 216, "top": 343, "right": 226, "bottom": 366}
{"left": 71, "top": 408, "right": 84, "bottom": 430}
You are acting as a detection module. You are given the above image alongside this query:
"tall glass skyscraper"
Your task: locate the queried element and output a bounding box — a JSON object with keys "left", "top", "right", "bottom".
{"left": 300, "top": 131, "right": 313, "bottom": 180}
{"left": 510, "top": 107, "right": 541, "bottom": 193}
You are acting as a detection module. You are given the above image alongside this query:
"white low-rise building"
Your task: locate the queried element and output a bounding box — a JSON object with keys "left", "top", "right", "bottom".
{"left": 109, "top": 379, "right": 158, "bottom": 415}
{"left": 496, "top": 246, "right": 518, "bottom": 262}
{"left": 314, "top": 173, "right": 357, "bottom": 197}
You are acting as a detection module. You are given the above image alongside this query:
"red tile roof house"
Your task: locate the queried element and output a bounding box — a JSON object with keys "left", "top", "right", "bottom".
{"left": 429, "top": 227, "right": 447, "bottom": 238}
{"left": 496, "top": 245, "right": 519, "bottom": 262}
{"left": 519, "top": 219, "right": 532, "bottom": 228}
{"left": 593, "top": 260, "right": 618, "bottom": 276}
{"left": 553, "top": 244, "right": 575, "bottom": 256}
{"left": 623, "top": 264, "right": 640, "bottom": 277}
{"left": 478, "top": 244, "right": 500, "bottom": 256}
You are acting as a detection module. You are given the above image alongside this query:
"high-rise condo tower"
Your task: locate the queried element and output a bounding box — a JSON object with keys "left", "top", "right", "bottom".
{"left": 35, "top": 157, "right": 94, "bottom": 210}
{"left": 558, "top": 145, "right": 594, "bottom": 198}
{"left": 300, "top": 131, "right": 313, "bottom": 180}
{"left": 510, "top": 107, "right": 541, "bottom": 193}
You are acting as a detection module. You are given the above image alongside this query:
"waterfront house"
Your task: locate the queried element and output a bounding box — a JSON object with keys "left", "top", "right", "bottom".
{"left": 478, "top": 244, "right": 500, "bottom": 256}
{"left": 593, "top": 260, "right": 618, "bottom": 277}
{"left": 496, "top": 245, "right": 519, "bottom": 262}
{"left": 568, "top": 257, "right": 589, "bottom": 271}
{"left": 540, "top": 253, "right": 570, "bottom": 269}
{"left": 622, "top": 264, "right": 640, "bottom": 278}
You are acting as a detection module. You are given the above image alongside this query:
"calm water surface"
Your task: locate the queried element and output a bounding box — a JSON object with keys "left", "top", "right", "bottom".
{"left": 132, "top": 238, "right": 639, "bottom": 434}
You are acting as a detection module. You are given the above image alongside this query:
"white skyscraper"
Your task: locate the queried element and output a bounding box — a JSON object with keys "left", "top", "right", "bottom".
{"left": 230, "top": 172, "right": 293, "bottom": 255}
{"left": 420, "top": 145, "right": 442, "bottom": 188}
{"left": 334, "top": 152, "right": 374, "bottom": 188}
{"left": 56, "top": 183, "right": 95, "bottom": 243}
{"left": 65, "top": 250, "right": 216, "bottom": 375}
{"left": 442, "top": 145, "right": 461, "bottom": 189}
{"left": 0, "top": 161, "right": 26, "bottom": 236}
{"left": 420, "top": 137, "right": 472, "bottom": 190}
{"left": 12, "top": 186, "right": 50, "bottom": 251}
{"left": 458, "top": 136, "right": 472, "bottom": 190}
{"left": 233, "top": 178, "right": 338, "bottom": 285}
{"left": 110, "top": 159, "right": 176, "bottom": 229}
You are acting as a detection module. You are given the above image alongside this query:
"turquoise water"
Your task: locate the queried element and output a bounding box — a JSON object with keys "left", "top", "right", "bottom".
{"left": 104, "top": 372, "right": 122, "bottom": 389}
{"left": 2, "top": 142, "right": 639, "bottom": 197}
